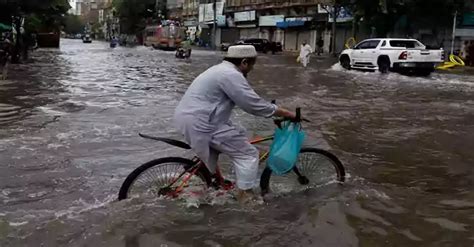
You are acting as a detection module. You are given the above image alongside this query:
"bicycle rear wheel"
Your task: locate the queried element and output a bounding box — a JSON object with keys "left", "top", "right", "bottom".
{"left": 260, "top": 148, "right": 345, "bottom": 195}
{"left": 118, "top": 157, "right": 212, "bottom": 200}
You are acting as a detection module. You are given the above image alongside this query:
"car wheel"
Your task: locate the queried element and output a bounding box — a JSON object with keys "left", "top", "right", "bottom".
{"left": 340, "top": 55, "right": 351, "bottom": 70}
{"left": 378, "top": 57, "right": 390, "bottom": 73}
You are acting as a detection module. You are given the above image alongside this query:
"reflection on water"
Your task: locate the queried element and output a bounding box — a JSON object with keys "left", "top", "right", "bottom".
{"left": 0, "top": 39, "right": 473, "bottom": 246}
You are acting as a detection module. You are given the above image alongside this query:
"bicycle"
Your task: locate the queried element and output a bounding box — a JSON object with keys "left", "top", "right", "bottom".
{"left": 118, "top": 108, "right": 345, "bottom": 200}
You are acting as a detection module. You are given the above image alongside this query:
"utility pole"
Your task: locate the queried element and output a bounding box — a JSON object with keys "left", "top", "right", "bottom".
{"left": 155, "top": 0, "right": 161, "bottom": 22}
{"left": 331, "top": 1, "right": 337, "bottom": 56}
{"left": 211, "top": 0, "right": 217, "bottom": 50}
{"left": 450, "top": 10, "right": 457, "bottom": 55}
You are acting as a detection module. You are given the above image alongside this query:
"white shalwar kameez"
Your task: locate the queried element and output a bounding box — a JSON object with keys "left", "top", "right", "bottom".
{"left": 174, "top": 61, "right": 276, "bottom": 190}
{"left": 299, "top": 44, "right": 313, "bottom": 67}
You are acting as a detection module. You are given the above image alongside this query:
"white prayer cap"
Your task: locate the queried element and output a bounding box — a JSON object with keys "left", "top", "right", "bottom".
{"left": 225, "top": 45, "right": 258, "bottom": 58}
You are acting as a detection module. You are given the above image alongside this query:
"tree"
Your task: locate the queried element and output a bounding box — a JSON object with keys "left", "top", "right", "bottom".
{"left": 346, "top": 0, "right": 467, "bottom": 39}
{"left": 319, "top": 0, "right": 354, "bottom": 55}
{"left": 0, "top": 0, "right": 71, "bottom": 63}
{"left": 113, "top": 0, "right": 165, "bottom": 34}
{"left": 404, "top": 0, "right": 465, "bottom": 42}
{"left": 63, "top": 14, "right": 84, "bottom": 34}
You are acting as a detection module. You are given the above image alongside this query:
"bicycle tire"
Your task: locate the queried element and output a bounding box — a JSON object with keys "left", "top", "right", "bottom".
{"left": 118, "top": 157, "right": 212, "bottom": 200}
{"left": 260, "top": 148, "right": 345, "bottom": 195}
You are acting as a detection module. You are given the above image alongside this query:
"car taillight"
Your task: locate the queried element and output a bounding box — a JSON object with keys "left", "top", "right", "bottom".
{"left": 399, "top": 51, "right": 408, "bottom": 60}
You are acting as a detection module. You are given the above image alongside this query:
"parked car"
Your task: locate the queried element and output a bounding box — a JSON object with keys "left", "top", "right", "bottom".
{"left": 339, "top": 38, "right": 444, "bottom": 76}
{"left": 222, "top": 38, "right": 282, "bottom": 54}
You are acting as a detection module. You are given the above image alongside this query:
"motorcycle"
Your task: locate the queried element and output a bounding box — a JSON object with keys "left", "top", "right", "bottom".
{"left": 175, "top": 47, "right": 191, "bottom": 59}
{"left": 110, "top": 39, "right": 118, "bottom": 48}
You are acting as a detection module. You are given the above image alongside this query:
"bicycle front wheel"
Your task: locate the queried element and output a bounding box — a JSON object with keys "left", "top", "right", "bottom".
{"left": 118, "top": 157, "right": 211, "bottom": 200}
{"left": 260, "top": 148, "right": 345, "bottom": 195}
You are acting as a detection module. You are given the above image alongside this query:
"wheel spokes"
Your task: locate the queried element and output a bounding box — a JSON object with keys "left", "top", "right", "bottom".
{"left": 267, "top": 152, "right": 341, "bottom": 193}
{"left": 127, "top": 163, "right": 207, "bottom": 199}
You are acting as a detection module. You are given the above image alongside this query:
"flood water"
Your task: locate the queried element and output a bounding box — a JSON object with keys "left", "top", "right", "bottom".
{"left": 0, "top": 39, "right": 473, "bottom": 246}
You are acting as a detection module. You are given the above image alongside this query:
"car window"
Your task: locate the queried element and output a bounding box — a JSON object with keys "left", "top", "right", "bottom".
{"left": 354, "top": 41, "right": 368, "bottom": 49}
{"left": 355, "top": 40, "right": 380, "bottom": 49}
{"left": 146, "top": 30, "right": 155, "bottom": 37}
{"left": 389, "top": 40, "right": 422, "bottom": 48}
{"left": 381, "top": 40, "right": 387, "bottom": 47}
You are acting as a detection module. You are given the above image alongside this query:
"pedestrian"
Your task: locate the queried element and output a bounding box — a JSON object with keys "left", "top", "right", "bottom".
{"left": 0, "top": 33, "right": 13, "bottom": 80}
{"left": 460, "top": 40, "right": 468, "bottom": 61}
{"left": 173, "top": 45, "right": 296, "bottom": 204}
{"left": 468, "top": 41, "right": 474, "bottom": 66}
{"left": 298, "top": 41, "right": 313, "bottom": 68}
{"left": 317, "top": 37, "right": 324, "bottom": 56}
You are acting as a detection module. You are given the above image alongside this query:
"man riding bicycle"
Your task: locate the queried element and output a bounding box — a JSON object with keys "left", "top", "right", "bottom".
{"left": 174, "top": 45, "right": 296, "bottom": 203}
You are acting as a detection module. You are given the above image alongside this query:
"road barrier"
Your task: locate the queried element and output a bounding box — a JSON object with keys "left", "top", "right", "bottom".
{"left": 345, "top": 37, "right": 357, "bottom": 49}
{"left": 436, "top": 54, "right": 465, "bottom": 70}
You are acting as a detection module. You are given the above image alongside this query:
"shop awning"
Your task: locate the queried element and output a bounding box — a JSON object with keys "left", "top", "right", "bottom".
{"left": 276, "top": 20, "right": 305, "bottom": 29}
{"left": 0, "top": 23, "right": 12, "bottom": 31}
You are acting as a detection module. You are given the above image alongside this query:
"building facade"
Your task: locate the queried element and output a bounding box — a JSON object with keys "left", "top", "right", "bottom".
{"left": 223, "top": 0, "right": 330, "bottom": 51}
{"left": 178, "top": 0, "right": 343, "bottom": 52}
{"left": 77, "top": 0, "right": 117, "bottom": 39}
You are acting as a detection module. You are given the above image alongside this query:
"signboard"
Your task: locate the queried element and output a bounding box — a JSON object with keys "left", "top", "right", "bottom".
{"left": 259, "top": 15, "right": 284, "bottom": 27}
{"left": 328, "top": 7, "right": 353, "bottom": 23}
{"left": 318, "top": 4, "right": 329, "bottom": 13}
{"left": 184, "top": 20, "right": 198, "bottom": 27}
{"left": 286, "top": 17, "right": 312, "bottom": 22}
{"left": 234, "top": 11, "right": 256, "bottom": 22}
{"left": 456, "top": 28, "right": 474, "bottom": 37}
{"left": 216, "top": 15, "right": 226, "bottom": 27}
{"left": 462, "top": 13, "right": 474, "bottom": 26}
{"left": 198, "top": 1, "right": 225, "bottom": 23}
{"left": 199, "top": 5, "right": 204, "bottom": 23}
{"left": 236, "top": 24, "right": 257, "bottom": 28}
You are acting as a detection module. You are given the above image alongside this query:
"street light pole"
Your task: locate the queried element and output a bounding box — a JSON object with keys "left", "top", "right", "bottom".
{"left": 450, "top": 10, "right": 457, "bottom": 55}
{"left": 331, "top": 2, "right": 337, "bottom": 56}
{"left": 155, "top": 0, "right": 160, "bottom": 22}
{"left": 212, "top": 0, "right": 217, "bottom": 50}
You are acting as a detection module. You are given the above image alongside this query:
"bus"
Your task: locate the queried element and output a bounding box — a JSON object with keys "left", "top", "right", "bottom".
{"left": 144, "top": 24, "right": 185, "bottom": 50}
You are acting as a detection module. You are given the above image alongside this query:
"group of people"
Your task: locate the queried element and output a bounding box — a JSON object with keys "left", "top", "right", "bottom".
{"left": 460, "top": 40, "right": 474, "bottom": 66}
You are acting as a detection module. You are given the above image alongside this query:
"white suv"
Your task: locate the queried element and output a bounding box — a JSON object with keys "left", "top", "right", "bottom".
{"left": 339, "top": 38, "right": 444, "bottom": 76}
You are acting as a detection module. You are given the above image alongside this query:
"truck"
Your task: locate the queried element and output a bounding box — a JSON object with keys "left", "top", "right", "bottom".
{"left": 339, "top": 38, "right": 444, "bottom": 76}
{"left": 143, "top": 24, "right": 185, "bottom": 51}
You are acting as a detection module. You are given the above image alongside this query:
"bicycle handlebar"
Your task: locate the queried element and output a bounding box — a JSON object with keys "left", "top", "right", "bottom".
{"left": 271, "top": 100, "right": 310, "bottom": 128}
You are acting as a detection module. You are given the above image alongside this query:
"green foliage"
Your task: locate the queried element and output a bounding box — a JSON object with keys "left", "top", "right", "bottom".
{"left": 113, "top": 0, "right": 164, "bottom": 34}
{"left": 339, "top": 0, "right": 468, "bottom": 37}
{"left": 0, "top": 0, "right": 71, "bottom": 31}
{"left": 24, "top": 14, "right": 43, "bottom": 33}
{"left": 63, "top": 14, "right": 84, "bottom": 34}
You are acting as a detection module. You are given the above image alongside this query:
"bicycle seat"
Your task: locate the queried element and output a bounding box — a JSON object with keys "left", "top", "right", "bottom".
{"left": 138, "top": 133, "right": 191, "bottom": 149}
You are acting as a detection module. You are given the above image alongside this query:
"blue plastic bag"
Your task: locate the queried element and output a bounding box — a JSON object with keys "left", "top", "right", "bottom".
{"left": 266, "top": 121, "right": 306, "bottom": 175}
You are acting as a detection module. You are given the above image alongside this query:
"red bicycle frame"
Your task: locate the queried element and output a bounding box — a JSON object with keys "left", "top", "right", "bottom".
{"left": 165, "top": 135, "right": 274, "bottom": 197}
